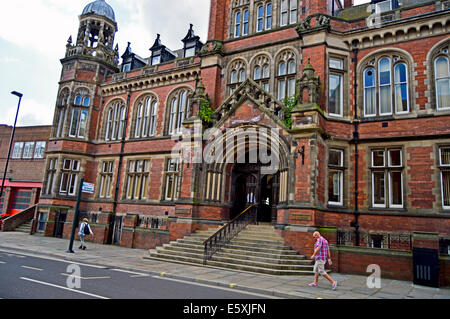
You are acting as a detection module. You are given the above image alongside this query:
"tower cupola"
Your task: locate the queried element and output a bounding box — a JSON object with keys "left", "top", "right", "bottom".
{"left": 64, "top": 0, "right": 119, "bottom": 69}
{"left": 82, "top": 0, "right": 116, "bottom": 22}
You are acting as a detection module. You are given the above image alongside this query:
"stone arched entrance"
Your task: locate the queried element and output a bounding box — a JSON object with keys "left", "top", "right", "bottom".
{"left": 201, "top": 124, "right": 290, "bottom": 223}
{"left": 230, "top": 162, "right": 280, "bottom": 222}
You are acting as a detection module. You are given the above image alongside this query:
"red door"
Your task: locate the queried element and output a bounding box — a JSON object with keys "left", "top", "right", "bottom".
{"left": 9, "top": 188, "right": 32, "bottom": 215}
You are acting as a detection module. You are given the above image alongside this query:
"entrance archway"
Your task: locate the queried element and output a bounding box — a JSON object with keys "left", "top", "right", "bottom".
{"left": 230, "top": 162, "right": 279, "bottom": 222}
{"left": 202, "top": 124, "right": 291, "bottom": 222}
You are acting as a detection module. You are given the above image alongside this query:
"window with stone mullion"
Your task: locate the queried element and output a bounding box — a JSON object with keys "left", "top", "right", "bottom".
{"left": 125, "top": 160, "right": 150, "bottom": 200}
{"left": 440, "top": 147, "right": 450, "bottom": 209}
{"left": 363, "top": 56, "right": 410, "bottom": 117}
{"left": 277, "top": 59, "right": 296, "bottom": 101}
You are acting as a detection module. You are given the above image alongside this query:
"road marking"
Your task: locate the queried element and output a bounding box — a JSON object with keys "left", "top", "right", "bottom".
{"left": 150, "top": 275, "right": 281, "bottom": 299}
{"left": 111, "top": 268, "right": 149, "bottom": 277}
{"left": 61, "top": 273, "right": 111, "bottom": 280}
{"left": 21, "top": 266, "right": 43, "bottom": 271}
{"left": 0, "top": 249, "right": 106, "bottom": 269}
{"left": 0, "top": 261, "right": 5, "bottom": 264}
{"left": 20, "top": 277, "right": 109, "bottom": 299}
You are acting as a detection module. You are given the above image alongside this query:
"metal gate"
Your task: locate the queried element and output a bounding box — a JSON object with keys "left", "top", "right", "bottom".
{"left": 413, "top": 247, "right": 439, "bottom": 288}
{"left": 111, "top": 215, "right": 123, "bottom": 245}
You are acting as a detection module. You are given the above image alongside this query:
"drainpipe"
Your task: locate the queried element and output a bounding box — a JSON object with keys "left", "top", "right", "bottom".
{"left": 108, "top": 89, "right": 131, "bottom": 244}
{"left": 351, "top": 41, "right": 360, "bottom": 246}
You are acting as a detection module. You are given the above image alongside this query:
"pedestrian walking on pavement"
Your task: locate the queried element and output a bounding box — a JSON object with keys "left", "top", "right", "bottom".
{"left": 78, "top": 218, "right": 93, "bottom": 250}
{"left": 309, "top": 231, "right": 337, "bottom": 290}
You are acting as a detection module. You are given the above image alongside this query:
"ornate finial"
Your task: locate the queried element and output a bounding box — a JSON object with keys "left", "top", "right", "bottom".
{"left": 304, "top": 58, "right": 313, "bottom": 70}
{"left": 67, "top": 35, "right": 73, "bottom": 45}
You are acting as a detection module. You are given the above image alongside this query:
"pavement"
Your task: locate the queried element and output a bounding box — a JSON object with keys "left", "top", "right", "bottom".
{"left": 0, "top": 231, "right": 449, "bottom": 299}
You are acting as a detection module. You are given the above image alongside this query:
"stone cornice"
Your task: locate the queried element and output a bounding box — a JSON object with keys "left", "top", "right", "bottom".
{"left": 100, "top": 63, "right": 201, "bottom": 97}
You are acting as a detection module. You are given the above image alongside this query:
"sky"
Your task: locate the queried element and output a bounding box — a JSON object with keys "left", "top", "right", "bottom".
{"left": 0, "top": 0, "right": 369, "bottom": 127}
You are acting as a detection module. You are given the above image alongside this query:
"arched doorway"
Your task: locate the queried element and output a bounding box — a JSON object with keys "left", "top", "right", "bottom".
{"left": 230, "top": 162, "right": 279, "bottom": 223}
{"left": 202, "top": 124, "right": 290, "bottom": 223}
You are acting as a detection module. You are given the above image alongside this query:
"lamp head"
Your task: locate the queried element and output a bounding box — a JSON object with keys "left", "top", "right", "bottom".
{"left": 11, "top": 91, "right": 23, "bottom": 98}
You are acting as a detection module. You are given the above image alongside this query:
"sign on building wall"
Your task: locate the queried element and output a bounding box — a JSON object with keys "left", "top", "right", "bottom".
{"left": 82, "top": 182, "right": 95, "bottom": 194}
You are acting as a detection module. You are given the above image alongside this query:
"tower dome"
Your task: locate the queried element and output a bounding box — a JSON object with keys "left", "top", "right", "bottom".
{"left": 82, "top": 0, "right": 116, "bottom": 22}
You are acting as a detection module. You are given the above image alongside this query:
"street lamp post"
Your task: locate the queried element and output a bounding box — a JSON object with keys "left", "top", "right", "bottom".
{"left": 0, "top": 91, "right": 23, "bottom": 207}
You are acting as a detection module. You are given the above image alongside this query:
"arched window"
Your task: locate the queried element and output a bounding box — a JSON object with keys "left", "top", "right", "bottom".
{"left": 435, "top": 55, "right": 450, "bottom": 110}
{"left": 378, "top": 57, "right": 392, "bottom": 115}
{"left": 167, "top": 89, "right": 191, "bottom": 135}
{"left": 56, "top": 107, "right": 66, "bottom": 138}
{"left": 228, "top": 59, "right": 247, "bottom": 95}
{"left": 252, "top": 55, "right": 270, "bottom": 91}
{"left": 234, "top": 6, "right": 249, "bottom": 38}
{"left": 364, "top": 68, "right": 377, "bottom": 116}
{"left": 105, "top": 101, "right": 126, "bottom": 141}
{"left": 69, "top": 88, "right": 91, "bottom": 139}
{"left": 235, "top": 12, "right": 241, "bottom": 37}
{"left": 134, "top": 96, "right": 158, "bottom": 138}
{"left": 59, "top": 88, "right": 70, "bottom": 107}
{"left": 276, "top": 51, "right": 296, "bottom": 101}
{"left": 362, "top": 55, "right": 410, "bottom": 117}
{"left": 394, "top": 63, "right": 409, "bottom": 114}
{"left": 256, "top": 2, "right": 272, "bottom": 32}
{"left": 55, "top": 88, "right": 70, "bottom": 138}
{"left": 280, "top": 0, "right": 297, "bottom": 27}
{"left": 74, "top": 88, "right": 90, "bottom": 106}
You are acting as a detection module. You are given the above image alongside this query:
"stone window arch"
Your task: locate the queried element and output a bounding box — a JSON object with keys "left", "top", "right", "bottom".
{"left": 360, "top": 53, "right": 411, "bottom": 117}
{"left": 73, "top": 87, "right": 91, "bottom": 107}
{"left": 228, "top": 59, "right": 248, "bottom": 95}
{"left": 133, "top": 95, "right": 159, "bottom": 138}
{"left": 275, "top": 49, "right": 297, "bottom": 101}
{"left": 255, "top": 1, "right": 273, "bottom": 32}
{"left": 251, "top": 54, "right": 271, "bottom": 92}
{"left": 104, "top": 100, "right": 126, "bottom": 141}
{"left": 429, "top": 41, "right": 450, "bottom": 111}
{"left": 165, "top": 88, "right": 192, "bottom": 136}
{"left": 54, "top": 88, "right": 70, "bottom": 138}
{"left": 232, "top": 1, "right": 250, "bottom": 38}
{"left": 68, "top": 87, "right": 91, "bottom": 139}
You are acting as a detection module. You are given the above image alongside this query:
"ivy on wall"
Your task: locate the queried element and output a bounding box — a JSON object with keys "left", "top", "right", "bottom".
{"left": 281, "top": 94, "right": 298, "bottom": 129}
{"left": 198, "top": 98, "right": 214, "bottom": 124}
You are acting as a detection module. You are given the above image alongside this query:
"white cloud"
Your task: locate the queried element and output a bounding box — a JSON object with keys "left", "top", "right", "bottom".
{"left": 0, "top": 57, "right": 20, "bottom": 63}
{"left": 0, "top": 0, "right": 210, "bottom": 127}
{"left": 4, "top": 98, "right": 54, "bottom": 126}
{"left": 0, "top": 0, "right": 80, "bottom": 60}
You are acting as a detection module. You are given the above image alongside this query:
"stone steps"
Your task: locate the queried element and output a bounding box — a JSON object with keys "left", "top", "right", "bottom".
{"left": 14, "top": 221, "right": 32, "bottom": 234}
{"left": 147, "top": 224, "right": 316, "bottom": 276}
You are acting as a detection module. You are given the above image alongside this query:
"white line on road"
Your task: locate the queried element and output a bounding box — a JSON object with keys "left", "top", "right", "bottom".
{"left": 111, "top": 268, "right": 150, "bottom": 277}
{"left": 61, "top": 273, "right": 111, "bottom": 280}
{"left": 20, "top": 277, "right": 109, "bottom": 299}
{"left": 0, "top": 261, "right": 5, "bottom": 264}
{"left": 0, "top": 248, "right": 107, "bottom": 269}
{"left": 21, "top": 266, "right": 43, "bottom": 271}
{"left": 150, "top": 275, "right": 281, "bottom": 299}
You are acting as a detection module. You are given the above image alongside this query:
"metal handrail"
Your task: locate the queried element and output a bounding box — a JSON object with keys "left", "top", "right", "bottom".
{"left": 203, "top": 204, "right": 257, "bottom": 265}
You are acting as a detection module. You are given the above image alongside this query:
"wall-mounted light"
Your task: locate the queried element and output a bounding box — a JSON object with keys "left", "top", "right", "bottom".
{"left": 298, "top": 146, "right": 305, "bottom": 165}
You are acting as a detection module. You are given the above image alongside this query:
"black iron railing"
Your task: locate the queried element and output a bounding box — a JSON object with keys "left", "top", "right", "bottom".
{"left": 337, "top": 229, "right": 412, "bottom": 251}
{"left": 203, "top": 205, "right": 257, "bottom": 265}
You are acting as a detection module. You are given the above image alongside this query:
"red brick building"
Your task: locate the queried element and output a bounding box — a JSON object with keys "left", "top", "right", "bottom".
{"left": 35, "top": 0, "right": 450, "bottom": 284}
{"left": 0, "top": 125, "right": 50, "bottom": 219}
